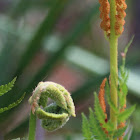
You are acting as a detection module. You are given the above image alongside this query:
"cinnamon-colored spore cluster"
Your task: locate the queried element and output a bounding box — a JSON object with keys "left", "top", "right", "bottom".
{"left": 99, "top": 78, "right": 108, "bottom": 134}
{"left": 99, "top": 0, "right": 110, "bottom": 37}
{"left": 115, "top": 0, "right": 127, "bottom": 35}
{"left": 99, "top": 78, "right": 107, "bottom": 114}
{"left": 99, "top": 0, "right": 127, "bottom": 36}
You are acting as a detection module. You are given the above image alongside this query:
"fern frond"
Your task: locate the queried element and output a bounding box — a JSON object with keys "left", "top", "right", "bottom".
{"left": 121, "top": 83, "right": 128, "bottom": 96}
{"left": 121, "top": 35, "right": 134, "bottom": 68}
{"left": 94, "top": 92, "right": 106, "bottom": 124}
{"left": 124, "top": 35, "right": 134, "bottom": 55}
{"left": 0, "top": 77, "right": 17, "bottom": 97}
{"left": 118, "top": 66, "right": 129, "bottom": 108}
{"left": 94, "top": 92, "right": 114, "bottom": 132}
{"left": 105, "top": 81, "right": 119, "bottom": 114}
{"left": 89, "top": 108, "right": 109, "bottom": 140}
{"left": 82, "top": 113, "right": 93, "bottom": 140}
{"left": 124, "top": 70, "right": 129, "bottom": 84}
{"left": 0, "top": 92, "right": 25, "bottom": 113}
{"left": 118, "top": 105, "right": 136, "bottom": 122}
{"left": 113, "top": 126, "right": 127, "bottom": 138}
{"left": 103, "top": 120, "right": 114, "bottom": 132}
{"left": 118, "top": 88, "right": 127, "bottom": 108}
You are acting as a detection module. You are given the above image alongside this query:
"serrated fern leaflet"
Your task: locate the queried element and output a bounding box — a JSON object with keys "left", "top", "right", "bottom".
{"left": 0, "top": 77, "right": 25, "bottom": 113}
{"left": 0, "top": 77, "right": 16, "bottom": 96}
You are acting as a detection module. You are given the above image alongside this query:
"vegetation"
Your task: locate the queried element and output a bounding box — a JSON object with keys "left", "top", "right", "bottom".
{"left": 0, "top": 0, "right": 139, "bottom": 140}
{"left": 82, "top": 0, "right": 136, "bottom": 140}
{"left": 0, "top": 77, "right": 25, "bottom": 114}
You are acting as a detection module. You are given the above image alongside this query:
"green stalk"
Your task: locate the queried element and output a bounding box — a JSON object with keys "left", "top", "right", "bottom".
{"left": 28, "top": 111, "right": 37, "bottom": 140}
{"left": 109, "top": 0, "right": 118, "bottom": 139}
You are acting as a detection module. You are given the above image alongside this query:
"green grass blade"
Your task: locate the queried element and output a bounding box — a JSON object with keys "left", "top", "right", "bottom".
{"left": 11, "top": 0, "right": 33, "bottom": 19}
{"left": 23, "top": 4, "right": 99, "bottom": 95}
{"left": 14, "top": 0, "right": 69, "bottom": 76}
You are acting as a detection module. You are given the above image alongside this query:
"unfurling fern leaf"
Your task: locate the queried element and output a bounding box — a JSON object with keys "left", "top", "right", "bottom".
{"left": 82, "top": 113, "right": 93, "bottom": 140}
{"left": 0, "top": 77, "right": 16, "bottom": 96}
{"left": 29, "top": 82, "right": 75, "bottom": 132}
{"left": 0, "top": 93, "right": 25, "bottom": 113}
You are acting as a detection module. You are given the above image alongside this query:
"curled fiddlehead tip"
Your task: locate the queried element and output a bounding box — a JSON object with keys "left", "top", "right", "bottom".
{"left": 29, "top": 81, "right": 76, "bottom": 131}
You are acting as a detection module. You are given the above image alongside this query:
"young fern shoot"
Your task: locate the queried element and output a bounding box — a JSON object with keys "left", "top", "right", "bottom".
{"left": 28, "top": 81, "right": 76, "bottom": 140}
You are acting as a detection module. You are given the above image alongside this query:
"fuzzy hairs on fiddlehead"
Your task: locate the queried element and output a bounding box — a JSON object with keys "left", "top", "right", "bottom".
{"left": 28, "top": 81, "right": 76, "bottom": 139}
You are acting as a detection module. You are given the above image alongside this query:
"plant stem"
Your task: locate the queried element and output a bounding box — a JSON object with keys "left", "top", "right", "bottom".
{"left": 110, "top": 35, "right": 118, "bottom": 139}
{"left": 29, "top": 111, "right": 37, "bottom": 140}
{"left": 109, "top": 0, "right": 118, "bottom": 139}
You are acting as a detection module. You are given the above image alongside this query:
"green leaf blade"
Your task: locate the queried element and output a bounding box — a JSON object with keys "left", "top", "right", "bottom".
{"left": 105, "top": 80, "right": 119, "bottom": 114}
{"left": 0, "top": 77, "right": 17, "bottom": 96}
{"left": 89, "top": 108, "right": 109, "bottom": 140}
{"left": 0, "top": 92, "right": 25, "bottom": 113}
{"left": 113, "top": 126, "right": 127, "bottom": 138}
{"left": 94, "top": 92, "right": 106, "bottom": 124}
{"left": 118, "top": 105, "right": 136, "bottom": 122}
{"left": 82, "top": 113, "right": 93, "bottom": 140}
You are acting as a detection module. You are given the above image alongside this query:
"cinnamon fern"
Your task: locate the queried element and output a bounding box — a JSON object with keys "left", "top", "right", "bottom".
{"left": 82, "top": 38, "right": 136, "bottom": 139}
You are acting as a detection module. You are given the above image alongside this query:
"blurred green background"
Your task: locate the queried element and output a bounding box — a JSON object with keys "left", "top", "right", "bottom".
{"left": 0, "top": 0, "right": 139, "bottom": 140}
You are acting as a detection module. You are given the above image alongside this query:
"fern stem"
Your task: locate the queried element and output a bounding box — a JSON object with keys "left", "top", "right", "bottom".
{"left": 29, "top": 111, "right": 37, "bottom": 140}
{"left": 109, "top": 0, "right": 118, "bottom": 139}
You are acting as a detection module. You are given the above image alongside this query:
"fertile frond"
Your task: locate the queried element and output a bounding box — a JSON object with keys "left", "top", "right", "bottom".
{"left": 0, "top": 93, "right": 25, "bottom": 113}
{"left": 89, "top": 108, "right": 109, "bottom": 140}
{"left": 113, "top": 126, "right": 127, "bottom": 138}
{"left": 118, "top": 105, "right": 136, "bottom": 122}
{"left": 82, "top": 113, "right": 93, "bottom": 140}
{"left": 98, "top": 78, "right": 107, "bottom": 113}
{"left": 0, "top": 77, "right": 17, "bottom": 97}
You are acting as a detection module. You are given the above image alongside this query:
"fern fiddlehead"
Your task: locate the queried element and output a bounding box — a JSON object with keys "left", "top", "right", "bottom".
{"left": 28, "top": 81, "right": 76, "bottom": 139}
